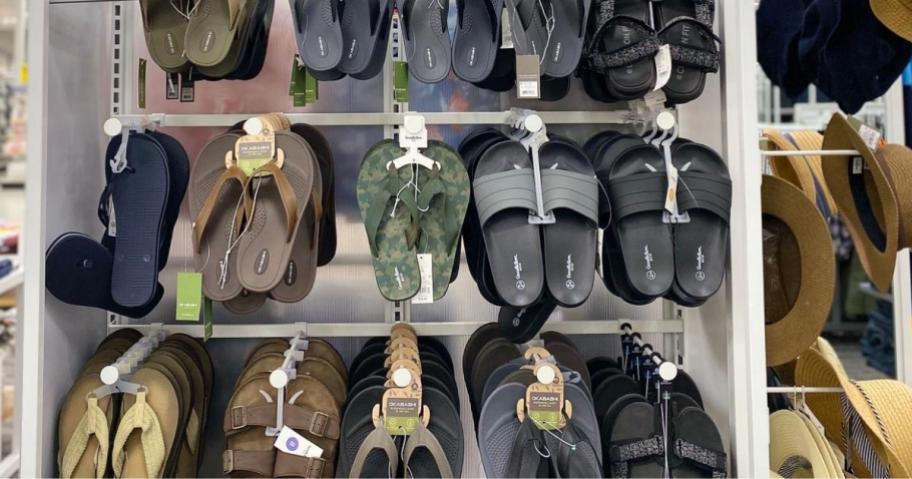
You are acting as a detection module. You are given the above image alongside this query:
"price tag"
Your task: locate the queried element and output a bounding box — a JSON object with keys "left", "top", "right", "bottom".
{"left": 176, "top": 272, "right": 203, "bottom": 321}
{"left": 384, "top": 387, "right": 422, "bottom": 436}
{"left": 394, "top": 62, "right": 410, "bottom": 103}
{"left": 412, "top": 254, "right": 434, "bottom": 304}
{"left": 852, "top": 156, "right": 865, "bottom": 175}
{"left": 516, "top": 55, "right": 541, "bottom": 99}
{"left": 858, "top": 124, "right": 883, "bottom": 150}
{"left": 274, "top": 426, "right": 324, "bottom": 458}
{"left": 528, "top": 391, "right": 563, "bottom": 429}
{"left": 179, "top": 70, "right": 195, "bottom": 103}
{"left": 653, "top": 45, "right": 672, "bottom": 91}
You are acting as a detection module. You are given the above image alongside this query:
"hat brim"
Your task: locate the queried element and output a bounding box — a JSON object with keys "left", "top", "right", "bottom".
{"left": 769, "top": 410, "right": 830, "bottom": 477}
{"left": 764, "top": 129, "right": 819, "bottom": 204}
{"left": 871, "top": 0, "right": 912, "bottom": 43}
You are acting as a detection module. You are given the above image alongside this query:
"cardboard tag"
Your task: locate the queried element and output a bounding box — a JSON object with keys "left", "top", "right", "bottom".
{"left": 394, "top": 62, "right": 409, "bottom": 103}
{"left": 138, "top": 59, "right": 147, "bottom": 109}
{"left": 384, "top": 388, "right": 422, "bottom": 436}
{"left": 515, "top": 55, "right": 540, "bottom": 99}
{"left": 166, "top": 72, "right": 180, "bottom": 100}
{"left": 501, "top": 8, "right": 514, "bottom": 49}
{"left": 107, "top": 195, "right": 117, "bottom": 237}
{"left": 180, "top": 71, "right": 195, "bottom": 103}
{"left": 412, "top": 253, "right": 434, "bottom": 304}
{"left": 235, "top": 132, "right": 277, "bottom": 177}
{"left": 527, "top": 389, "right": 563, "bottom": 430}
{"left": 274, "top": 426, "right": 324, "bottom": 458}
{"left": 176, "top": 272, "right": 204, "bottom": 321}
{"left": 384, "top": 347, "right": 422, "bottom": 369}
{"left": 653, "top": 45, "right": 672, "bottom": 91}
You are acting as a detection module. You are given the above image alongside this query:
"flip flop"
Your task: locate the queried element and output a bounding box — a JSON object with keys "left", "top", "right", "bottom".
{"left": 670, "top": 406, "right": 727, "bottom": 477}
{"left": 497, "top": 296, "right": 558, "bottom": 343}
{"left": 463, "top": 322, "right": 505, "bottom": 410}
{"left": 671, "top": 370, "right": 703, "bottom": 408}
{"left": 504, "top": 0, "right": 551, "bottom": 58}
{"left": 339, "top": 386, "right": 398, "bottom": 478}
{"left": 196, "top": 1, "right": 263, "bottom": 79}
{"left": 403, "top": 387, "right": 463, "bottom": 478}
{"left": 290, "top": 124, "right": 337, "bottom": 266}
{"left": 338, "top": 0, "right": 392, "bottom": 80}
{"left": 57, "top": 373, "right": 117, "bottom": 478}
{"left": 591, "top": 367, "right": 624, "bottom": 392}
{"left": 478, "top": 382, "right": 531, "bottom": 478}
{"left": 542, "top": 0, "right": 590, "bottom": 78}
{"left": 452, "top": 0, "right": 506, "bottom": 82}
{"left": 291, "top": 0, "right": 345, "bottom": 76}
{"left": 154, "top": 345, "right": 207, "bottom": 477}
{"left": 402, "top": 0, "right": 452, "bottom": 83}
{"left": 273, "top": 375, "right": 341, "bottom": 477}
{"left": 654, "top": 0, "right": 720, "bottom": 104}
{"left": 471, "top": 339, "right": 521, "bottom": 412}
{"left": 672, "top": 141, "right": 732, "bottom": 302}
{"left": 593, "top": 374, "right": 641, "bottom": 420}
{"left": 545, "top": 382, "right": 603, "bottom": 477}
{"left": 222, "top": 290, "right": 268, "bottom": 314}
{"left": 185, "top": 0, "right": 252, "bottom": 68}
{"left": 421, "top": 358, "right": 460, "bottom": 410}
{"left": 140, "top": 0, "right": 191, "bottom": 73}
{"left": 539, "top": 140, "right": 599, "bottom": 307}
{"left": 236, "top": 132, "right": 318, "bottom": 293}
{"left": 225, "top": 0, "right": 275, "bottom": 80}
{"left": 357, "top": 140, "right": 422, "bottom": 301}
{"left": 587, "top": 355, "right": 620, "bottom": 375}
{"left": 473, "top": 47, "right": 516, "bottom": 92}
{"left": 222, "top": 373, "right": 278, "bottom": 477}
{"left": 474, "top": 140, "right": 544, "bottom": 307}
{"left": 607, "top": 402, "right": 666, "bottom": 477}
{"left": 45, "top": 232, "right": 164, "bottom": 318}
{"left": 348, "top": 375, "right": 386, "bottom": 401}
{"left": 144, "top": 353, "right": 192, "bottom": 477}
{"left": 188, "top": 133, "right": 250, "bottom": 302}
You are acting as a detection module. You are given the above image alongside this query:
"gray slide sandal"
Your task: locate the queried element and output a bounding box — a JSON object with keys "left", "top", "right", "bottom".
{"left": 402, "top": 0, "right": 452, "bottom": 83}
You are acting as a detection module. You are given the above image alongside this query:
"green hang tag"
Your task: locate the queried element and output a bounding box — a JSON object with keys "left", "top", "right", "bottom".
{"left": 527, "top": 391, "right": 563, "bottom": 430}
{"left": 291, "top": 58, "right": 309, "bottom": 107}
{"left": 384, "top": 395, "right": 421, "bottom": 436}
{"left": 289, "top": 57, "right": 298, "bottom": 96}
{"left": 203, "top": 298, "right": 213, "bottom": 341}
{"left": 138, "top": 58, "right": 147, "bottom": 109}
{"left": 394, "top": 61, "right": 409, "bottom": 103}
{"left": 176, "top": 272, "right": 203, "bottom": 321}
{"left": 304, "top": 69, "right": 318, "bottom": 103}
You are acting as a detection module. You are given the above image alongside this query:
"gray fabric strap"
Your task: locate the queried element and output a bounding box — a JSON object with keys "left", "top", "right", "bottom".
{"left": 349, "top": 426, "right": 399, "bottom": 479}
{"left": 403, "top": 421, "right": 454, "bottom": 478}
{"left": 588, "top": 17, "right": 659, "bottom": 71}
{"left": 609, "top": 436, "right": 665, "bottom": 478}
{"left": 669, "top": 44, "right": 719, "bottom": 72}
{"left": 541, "top": 169, "right": 599, "bottom": 223}
{"left": 474, "top": 169, "right": 537, "bottom": 226}
{"left": 673, "top": 438, "right": 727, "bottom": 478}
{"left": 594, "top": 0, "right": 615, "bottom": 29}
{"left": 694, "top": 0, "right": 714, "bottom": 27}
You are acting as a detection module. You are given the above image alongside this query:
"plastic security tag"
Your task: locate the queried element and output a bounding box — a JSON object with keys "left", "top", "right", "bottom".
{"left": 653, "top": 45, "right": 672, "bottom": 91}
{"left": 176, "top": 272, "right": 204, "bottom": 321}
{"left": 412, "top": 253, "right": 434, "bottom": 304}
{"left": 274, "top": 426, "right": 324, "bottom": 458}
{"left": 394, "top": 62, "right": 410, "bottom": 103}
{"left": 501, "top": 8, "right": 514, "bottom": 49}
{"left": 516, "top": 55, "right": 541, "bottom": 99}
{"left": 166, "top": 72, "right": 180, "bottom": 100}
{"left": 138, "top": 59, "right": 147, "bottom": 109}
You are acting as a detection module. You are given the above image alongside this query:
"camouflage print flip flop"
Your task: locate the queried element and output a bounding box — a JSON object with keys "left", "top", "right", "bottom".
{"left": 416, "top": 141, "right": 470, "bottom": 301}
{"left": 357, "top": 140, "right": 422, "bottom": 301}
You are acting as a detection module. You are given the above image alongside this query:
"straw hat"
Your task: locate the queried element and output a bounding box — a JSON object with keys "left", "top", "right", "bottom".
{"left": 795, "top": 338, "right": 912, "bottom": 478}
{"left": 764, "top": 129, "right": 819, "bottom": 205}
{"left": 820, "top": 114, "right": 901, "bottom": 293}
{"left": 769, "top": 409, "right": 830, "bottom": 477}
{"left": 871, "top": 0, "right": 912, "bottom": 42}
{"left": 762, "top": 175, "right": 835, "bottom": 367}
{"left": 788, "top": 130, "right": 839, "bottom": 216}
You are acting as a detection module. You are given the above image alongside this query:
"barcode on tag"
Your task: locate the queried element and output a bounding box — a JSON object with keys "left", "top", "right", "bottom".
{"left": 411, "top": 254, "right": 434, "bottom": 304}
{"left": 518, "top": 81, "right": 539, "bottom": 98}
{"left": 858, "top": 124, "right": 882, "bottom": 150}
{"left": 852, "top": 156, "right": 864, "bottom": 174}
{"left": 653, "top": 45, "right": 672, "bottom": 91}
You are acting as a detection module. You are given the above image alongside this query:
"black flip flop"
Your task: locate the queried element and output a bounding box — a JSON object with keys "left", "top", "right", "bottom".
{"left": 654, "top": 0, "right": 720, "bottom": 104}
{"left": 463, "top": 322, "right": 506, "bottom": 411}
{"left": 475, "top": 140, "right": 544, "bottom": 307}
{"left": 671, "top": 370, "right": 704, "bottom": 408}
{"left": 497, "top": 296, "right": 558, "bottom": 343}
{"left": 540, "top": 75, "right": 571, "bottom": 101}
{"left": 539, "top": 140, "right": 599, "bottom": 307}
{"left": 545, "top": 341, "right": 592, "bottom": 392}
{"left": 290, "top": 124, "right": 337, "bottom": 266}
{"left": 403, "top": 387, "right": 464, "bottom": 478}
{"left": 226, "top": 0, "right": 275, "bottom": 80}
{"left": 473, "top": 47, "right": 516, "bottom": 92}
{"left": 547, "top": 383, "right": 604, "bottom": 477}
{"left": 471, "top": 339, "right": 521, "bottom": 415}
{"left": 594, "top": 373, "right": 641, "bottom": 420}
{"left": 338, "top": 0, "right": 392, "bottom": 79}
{"left": 347, "top": 374, "right": 386, "bottom": 400}
{"left": 453, "top": 0, "right": 506, "bottom": 82}
{"left": 422, "top": 358, "right": 460, "bottom": 410}
{"left": 402, "top": 0, "right": 452, "bottom": 83}
{"left": 480, "top": 358, "right": 525, "bottom": 405}
{"left": 672, "top": 141, "right": 731, "bottom": 303}
{"left": 542, "top": 0, "right": 590, "bottom": 78}
{"left": 291, "top": 0, "right": 345, "bottom": 77}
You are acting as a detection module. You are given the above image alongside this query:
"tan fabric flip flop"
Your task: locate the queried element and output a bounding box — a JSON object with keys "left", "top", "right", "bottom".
{"left": 223, "top": 290, "right": 268, "bottom": 314}
{"left": 58, "top": 374, "right": 117, "bottom": 479}
{"left": 223, "top": 372, "right": 279, "bottom": 478}
{"left": 273, "top": 375, "right": 341, "bottom": 478}
{"left": 236, "top": 132, "right": 317, "bottom": 293}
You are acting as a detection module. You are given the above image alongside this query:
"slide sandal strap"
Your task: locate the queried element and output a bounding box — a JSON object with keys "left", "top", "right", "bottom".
{"left": 677, "top": 172, "right": 732, "bottom": 222}
{"left": 251, "top": 162, "right": 300, "bottom": 243}
{"left": 592, "top": 0, "right": 616, "bottom": 29}
{"left": 609, "top": 436, "right": 665, "bottom": 478}
{"left": 659, "top": 18, "right": 721, "bottom": 72}
{"left": 586, "top": 18, "right": 659, "bottom": 71}
{"left": 350, "top": 426, "right": 399, "bottom": 478}
{"left": 111, "top": 392, "right": 167, "bottom": 479}
{"left": 192, "top": 166, "right": 251, "bottom": 253}
{"left": 224, "top": 404, "right": 277, "bottom": 432}
{"left": 222, "top": 449, "right": 275, "bottom": 477}
{"left": 474, "top": 169, "right": 538, "bottom": 226}
{"left": 608, "top": 173, "right": 669, "bottom": 221}
{"left": 541, "top": 169, "right": 599, "bottom": 223}
{"left": 283, "top": 404, "right": 340, "bottom": 439}
{"left": 403, "top": 421, "right": 454, "bottom": 479}
{"left": 274, "top": 453, "right": 327, "bottom": 478}
{"left": 364, "top": 171, "right": 420, "bottom": 257}
{"left": 60, "top": 397, "right": 109, "bottom": 479}
{"left": 673, "top": 438, "right": 727, "bottom": 478}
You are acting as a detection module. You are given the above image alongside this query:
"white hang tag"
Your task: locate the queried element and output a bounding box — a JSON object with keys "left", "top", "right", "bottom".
{"left": 852, "top": 156, "right": 865, "bottom": 175}
{"left": 516, "top": 55, "right": 541, "bottom": 99}
{"left": 858, "top": 124, "right": 882, "bottom": 150}
{"left": 274, "top": 426, "right": 324, "bottom": 458}
{"left": 501, "top": 8, "right": 514, "bottom": 49}
{"left": 412, "top": 254, "right": 434, "bottom": 304}
{"left": 662, "top": 144, "right": 680, "bottom": 215}
{"left": 642, "top": 90, "right": 667, "bottom": 109}
{"left": 653, "top": 45, "right": 672, "bottom": 91}
{"left": 108, "top": 195, "right": 117, "bottom": 237}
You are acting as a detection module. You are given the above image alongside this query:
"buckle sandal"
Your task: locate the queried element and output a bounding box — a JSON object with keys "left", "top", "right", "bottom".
{"left": 223, "top": 373, "right": 279, "bottom": 478}
{"left": 272, "top": 375, "right": 341, "bottom": 477}
{"left": 608, "top": 402, "right": 667, "bottom": 478}
{"left": 654, "top": 0, "right": 720, "bottom": 104}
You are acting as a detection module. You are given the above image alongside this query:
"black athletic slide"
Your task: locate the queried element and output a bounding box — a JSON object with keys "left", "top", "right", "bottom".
{"left": 672, "top": 141, "right": 731, "bottom": 303}
{"left": 539, "top": 140, "right": 599, "bottom": 307}
{"left": 474, "top": 140, "right": 544, "bottom": 307}
{"left": 338, "top": 0, "right": 392, "bottom": 80}
{"left": 655, "top": 0, "right": 720, "bottom": 104}
{"left": 608, "top": 402, "right": 666, "bottom": 477}
{"left": 497, "top": 296, "right": 558, "bottom": 343}
{"left": 402, "top": 0, "right": 452, "bottom": 83}
{"left": 583, "top": 0, "right": 658, "bottom": 101}
{"left": 453, "top": 0, "right": 506, "bottom": 82}
{"left": 543, "top": 0, "right": 590, "bottom": 78}
{"left": 670, "top": 407, "right": 727, "bottom": 477}
{"left": 291, "top": 0, "right": 345, "bottom": 79}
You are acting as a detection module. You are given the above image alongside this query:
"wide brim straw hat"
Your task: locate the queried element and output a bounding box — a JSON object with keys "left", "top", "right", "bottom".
{"left": 762, "top": 175, "right": 835, "bottom": 367}
{"left": 871, "top": 0, "right": 912, "bottom": 42}
{"left": 788, "top": 129, "right": 839, "bottom": 215}
{"left": 769, "top": 409, "right": 830, "bottom": 477}
{"left": 821, "top": 114, "right": 900, "bottom": 293}
{"left": 764, "top": 128, "right": 820, "bottom": 205}
{"left": 795, "top": 338, "right": 912, "bottom": 478}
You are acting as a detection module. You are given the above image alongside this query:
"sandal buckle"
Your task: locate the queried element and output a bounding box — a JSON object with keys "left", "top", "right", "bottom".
{"left": 309, "top": 411, "right": 330, "bottom": 436}
{"left": 223, "top": 450, "right": 235, "bottom": 474}
{"left": 231, "top": 406, "right": 247, "bottom": 430}
{"left": 309, "top": 457, "right": 325, "bottom": 477}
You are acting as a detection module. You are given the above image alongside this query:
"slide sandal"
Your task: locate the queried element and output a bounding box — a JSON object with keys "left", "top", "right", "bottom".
{"left": 594, "top": 374, "right": 640, "bottom": 420}
{"left": 339, "top": 0, "right": 392, "bottom": 80}
{"left": 107, "top": 132, "right": 170, "bottom": 308}
{"left": 672, "top": 141, "right": 731, "bottom": 302}
{"left": 188, "top": 133, "right": 250, "bottom": 302}
{"left": 608, "top": 402, "right": 665, "bottom": 478}
{"left": 222, "top": 373, "right": 278, "bottom": 477}
{"left": 273, "top": 375, "right": 341, "bottom": 477}
{"left": 607, "top": 143, "right": 674, "bottom": 299}
{"left": 670, "top": 407, "right": 727, "bottom": 477}
{"left": 291, "top": 124, "right": 337, "bottom": 266}
{"left": 357, "top": 140, "right": 422, "bottom": 301}
{"left": 497, "top": 296, "right": 558, "bottom": 343}
{"left": 453, "top": 0, "right": 506, "bottom": 83}
{"left": 403, "top": 387, "right": 463, "bottom": 478}
{"left": 339, "top": 386, "right": 398, "bottom": 478}
{"left": 140, "top": 0, "right": 190, "bottom": 73}
{"left": 539, "top": 140, "right": 599, "bottom": 307}
{"left": 600, "top": 394, "right": 648, "bottom": 465}
{"left": 236, "top": 131, "right": 317, "bottom": 293}
{"left": 45, "top": 233, "right": 164, "bottom": 318}
{"left": 474, "top": 140, "right": 544, "bottom": 307}
{"left": 402, "top": 0, "right": 452, "bottom": 83}
{"left": 478, "top": 382, "right": 528, "bottom": 478}
{"left": 654, "top": 0, "right": 720, "bottom": 104}
{"left": 186, "top": 0, "right": 251, "bottom": 68}
{"left": 542, "top": 0, "right": 590, "bottom": 78}
{"left": 583, "top": 0, "right": 658, "bottom": 101}
{"left": 290, "top": 0, "right": 345, "bottom": 76}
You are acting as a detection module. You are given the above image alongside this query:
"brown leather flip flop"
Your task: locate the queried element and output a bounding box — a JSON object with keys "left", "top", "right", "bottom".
{"left": 237, "top": 131, "right": 318, "bottom": 293}
{"left": 189, "top": 132, "right": 252, "bottom": 302}
{"left": 273, "top": 375, "right": 341, "bottom": 478}
{"left": 144, "top": 354, "right": 192, "bottom": 477}
{"left": 157, "top": 343, "right": 208, "bottom": 477}
{"left": 57, "top": 373, "right": 117, "bottom": 478}
{"left": 223, "top": 289, "right": 268, "bottom": 314}
{"left": 223, "top": 372, "right": 279, "bottom": 478}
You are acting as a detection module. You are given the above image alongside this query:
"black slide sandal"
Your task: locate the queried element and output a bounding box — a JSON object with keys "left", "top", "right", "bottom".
{"left": 474, "top": 140, "right": 544, "bottom": 307}
{"left": 290, "top": 0, "right": 344, "bottom": 76}
{"left": 402, "top": 0, "right": 452, "bottom": 83}
{"left": 403, "top": 388, "right": 463, "bottom": 478}
{"left": 539, "top": 140, "right": 599, "bottom": 307}
{"left": 608, "top": 402, "right": 666, "bottom": 477}
{"left": 543, "top": 0, "right": 589, "bottom": 78}
{"left": 673, "top": 142, "right": 731, "bottom": 302}
{"left": 655, "top": 0, "right": 720, "bottom": 104}
{"left": 453, "top": 0, "right": 506, "bottom": 83}
{"left": 497, "top": 296, "right": 558, "bottom": 343}
{"left": 584, "top": 0, "right": 658, "bottom": 100}
{"left": 339, "top": 0, "right": 392, "bottom": 80}
{"left": 670, "top": 407, "right": 727, "bottom": 477}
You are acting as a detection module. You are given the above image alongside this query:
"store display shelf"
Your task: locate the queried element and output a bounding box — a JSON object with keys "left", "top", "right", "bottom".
{"left": 0, "top": 267, "right": 23, "bottom": 296}
{"left": 109, "top": 318, "right": 684, "bottom": 339}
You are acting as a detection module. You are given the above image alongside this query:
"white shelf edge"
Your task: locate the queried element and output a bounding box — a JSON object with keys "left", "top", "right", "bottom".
{"left": 0, "top": 268, "right": 23, "bottom": 296}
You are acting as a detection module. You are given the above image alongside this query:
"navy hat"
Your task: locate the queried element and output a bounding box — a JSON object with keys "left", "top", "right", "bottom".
{"left": 758, "top": 0, "right": 912, "bottom": 113}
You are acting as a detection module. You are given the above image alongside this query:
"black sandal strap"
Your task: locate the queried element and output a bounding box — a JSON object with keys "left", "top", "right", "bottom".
{"left": 608, "top": 173, "right": 669, "bottom": 221}
{"left": 673, "top": 438, "right": 727, "bottom": 478}
{"left": 609, "top": 436, "right": 665, "bottom": 478}
{"left": 676, "top": 171, "right": 731, "bottom": 222}
{"left": 586, "top": 16, "right": 659, "bottom": 72}
{"left": 658, "top": 18, "right": 721, "bottom": 73}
